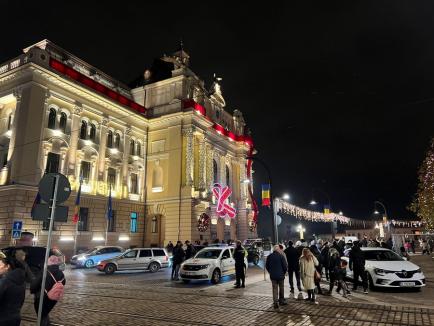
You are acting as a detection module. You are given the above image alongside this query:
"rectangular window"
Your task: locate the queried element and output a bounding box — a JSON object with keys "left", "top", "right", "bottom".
{"left": 139, "top": 249, "right": 152, "bottom": 257}
{"left": 81, "top": 161, "right": 91, "bottom": 182}
{"left": 107, "top": 210, "right": 116, "bottom": 232}
{"left": 78, "top": 207, "right": 88, "bottom": 231}
{"left": 108, "top": 168, "right": 116, "bottom": 189}
{"left": 130, "top": 173, "right": 138, "bottom": 194}
{"left": 45, "top": 152, "right": 60, "bottom": 174}
{"left": 130, "top": 212, "right": 138, "bottom": 233}
{"left": 152, "top": 249, "right": 166, "bottom": 257}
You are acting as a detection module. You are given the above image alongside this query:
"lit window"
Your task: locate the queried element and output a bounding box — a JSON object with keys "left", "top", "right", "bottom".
{"left": 130, "top": 212, "right": 138, "bottom": 233}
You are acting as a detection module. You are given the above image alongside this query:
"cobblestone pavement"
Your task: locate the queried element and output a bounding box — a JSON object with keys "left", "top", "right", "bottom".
{"left": 19, "top": 256, "right": 434, "bottom": 325}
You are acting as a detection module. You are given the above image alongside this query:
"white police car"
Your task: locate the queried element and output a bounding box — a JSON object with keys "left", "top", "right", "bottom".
{"left": 179, "top": 246, "right": 248, "bottom": 284}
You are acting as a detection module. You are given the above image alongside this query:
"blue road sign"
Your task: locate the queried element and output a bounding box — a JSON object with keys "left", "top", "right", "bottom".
{"left": 12, "top": 230, "right": 21, "bottom": 239}
{"left": 13, "top": 221, "right": 23, "bottom": 231}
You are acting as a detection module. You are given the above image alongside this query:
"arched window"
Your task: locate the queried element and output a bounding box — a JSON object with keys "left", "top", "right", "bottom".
{"left": 107, "top": 130, "right": 113, "bottom": 148}
{"left": 48, "top": 108, "right": 56, "bottom": 129}
{"left": 152, "top": 165, "right": 163, "bottom": 192}
{"left": 80, "top": 121, "right": 87, "bottom": 140}
{"left": 89, "top": 123, "right": 96, "bottom": 141}
{"left": 7, "top": 114, "right": 12, "bottom": 130}
{"left": 130, "top": 140, "right": 135, "bottom": 155}
{"left": 59, "top": 112, "right": 67, "bottom": 133}
{"left": 213, "top": 159, "right": 218, "bottom": 184}
{"left": 136, "top": 142, "right": 141, "bottom": 156}
{"left": 226, "top": 165, "right": 230, "bottom": 187}
{"left": 115, "top": 133, "right": 121, "bottom": 149}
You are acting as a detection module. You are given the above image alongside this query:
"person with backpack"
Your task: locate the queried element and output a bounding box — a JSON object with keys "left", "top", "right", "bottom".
{"left": 0, "top": 256, "right": 26, "bottom": 326}
{"left": 31, "top": 255, "right": 66, "bottom": 326}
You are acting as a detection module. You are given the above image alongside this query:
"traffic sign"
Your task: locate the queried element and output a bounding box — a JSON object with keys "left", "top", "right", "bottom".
{"left": 13, "top": 220, "right": 23, "bottom": 231}
{"left": 39, "top": 173, "right": 71, "bottom": 204}
{"left": 12, "top": 230, "right": 21, "bottom": 239}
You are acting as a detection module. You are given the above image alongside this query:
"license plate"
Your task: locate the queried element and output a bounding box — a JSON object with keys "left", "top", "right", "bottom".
{"left": 400, "top": 282, "right": 415, "bottom": 287}
{"left": 183, "top": 271, "right": 193, "bottom": 275}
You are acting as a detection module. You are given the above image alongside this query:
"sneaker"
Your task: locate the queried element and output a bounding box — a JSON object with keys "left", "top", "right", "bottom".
{"left": 273, "top": 303, "right": 279, "bottom": 309}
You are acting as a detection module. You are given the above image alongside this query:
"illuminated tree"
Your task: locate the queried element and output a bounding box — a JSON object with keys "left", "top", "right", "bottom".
{"left": 411, "top": 139, "right": 434, "bottom": 231}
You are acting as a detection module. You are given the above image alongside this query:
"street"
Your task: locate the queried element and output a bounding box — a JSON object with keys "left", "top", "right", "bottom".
{"left": 19, "top": 255, "right": 433, "bottom": 326}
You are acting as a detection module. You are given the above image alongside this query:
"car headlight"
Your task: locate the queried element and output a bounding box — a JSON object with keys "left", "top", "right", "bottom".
{"left": 199, "top": 264, "right": 209, "bottom": 269}
{"left": 77, "top": 256, "right": 86, "bottom": 261}
{"left": 415, "top": 269, "right": 421, "bottom": 273}
{"left": 374, "top": 268, "right": 393, "bottom": 275}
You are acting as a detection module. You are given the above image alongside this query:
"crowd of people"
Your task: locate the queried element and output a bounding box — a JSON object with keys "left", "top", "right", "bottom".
{"left": 265, "top": 237, "right": 371, "bottom": 308}
{"left": 0, "top": 250, "right": 65, "bottom": 326}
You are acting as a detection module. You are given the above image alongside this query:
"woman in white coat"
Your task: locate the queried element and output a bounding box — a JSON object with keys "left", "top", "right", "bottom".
{"left": 299, "top": 247, "right": 319, "bottom": 303}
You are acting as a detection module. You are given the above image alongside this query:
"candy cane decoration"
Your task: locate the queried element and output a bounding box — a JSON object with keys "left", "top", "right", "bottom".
{"left": 212, "top": 183, "right": 236, "bottom": 218}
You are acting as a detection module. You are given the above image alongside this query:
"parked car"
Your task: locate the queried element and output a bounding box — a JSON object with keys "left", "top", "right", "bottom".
{"left": 71, "top": 246, "right": 123, "bottom": 268}
{"left": 97, "top": 247, "right": 169, "bottom": 274}
{"left": 179, "top": 246, "right": 248, "bottom": 284}
{"left": 1, "top": 246, "right": 66, "bottom": 274}
{"left": 342, "top": 247, "right": 426, "bottom": 290}
{"left": 242, "top": 238, "right": 272, "bottom": 265}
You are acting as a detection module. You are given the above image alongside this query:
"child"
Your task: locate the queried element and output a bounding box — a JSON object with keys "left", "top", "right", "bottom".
{"left": 335, "top": 260, "right": 351, "bottom": 298}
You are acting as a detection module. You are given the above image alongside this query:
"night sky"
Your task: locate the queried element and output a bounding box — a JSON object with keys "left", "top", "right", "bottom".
{"left": 3, "top": 1, "right": 434, "bottom": 237}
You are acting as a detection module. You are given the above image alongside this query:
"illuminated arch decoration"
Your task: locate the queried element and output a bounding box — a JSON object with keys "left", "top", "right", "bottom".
{"left": 212, "top": 183, "right": 236, "bottom": 219}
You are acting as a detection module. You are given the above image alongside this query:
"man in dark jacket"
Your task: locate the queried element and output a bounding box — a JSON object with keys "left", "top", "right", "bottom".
{"left": 233, "top": 240, "right": 246, "bottom": 288}
{"left": 31, "top": 255, "right": 66, "bottom": 326}
{"left": 266, "top": 245, "right": 288, "bottom": 309}
{"left": 320, "top": 242, "right": 330, "bottom": 281}
{"left": 185, "top": 240, "right": 196, "bottom": 260}
{"left": 284, "top": 241, "right": 302, "bottom": 293}
{"left": 349, "top": 241, "right": 368, "bottom": 293}
{"left": 0, "top": 256, "right": 25, "bottom": 326}
{"left": 171, "top": 241, "right": 185, "bottom": 280}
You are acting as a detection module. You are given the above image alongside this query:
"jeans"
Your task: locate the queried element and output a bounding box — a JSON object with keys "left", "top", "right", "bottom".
{"left": 235, "top": 264, "right": 245, "bottom": 286}
{"left": 272, "top": 279, "right": 285, "bottom": 303}
{"left": 288, "top": 268, "right": 301, "bottom": 291}
{"left": 171, "top": 263, "right": 180, "bottom": 280}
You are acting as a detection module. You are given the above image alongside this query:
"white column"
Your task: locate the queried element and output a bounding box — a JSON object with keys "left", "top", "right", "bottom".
{"left": 198, "top": 135, "right": 206, "bottom": 190}
{"left": 68, "top": 105, "right": 82, "bottom": 180}
{"left": 183, "top": 129, "right": 194, "bottom": 186}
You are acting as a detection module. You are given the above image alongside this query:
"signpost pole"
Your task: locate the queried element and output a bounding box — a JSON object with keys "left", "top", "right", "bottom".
{"left": 37, "top": 175, "right": 59, "bottom": 326}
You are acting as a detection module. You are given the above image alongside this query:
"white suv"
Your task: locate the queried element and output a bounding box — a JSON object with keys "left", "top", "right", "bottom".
{"left": 180, "top": 246, "right": 248, "bottom": 284}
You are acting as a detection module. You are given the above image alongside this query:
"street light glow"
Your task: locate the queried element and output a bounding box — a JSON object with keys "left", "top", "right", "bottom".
{"left": 374, "top": 210, "right": 380, "bottom": 215}
{"left": 339, "top": 211, "right": 343, "bottom": 216}
{"left": 310, "top": 200, "right": 317, "bottom": 205}
{"left": 283, "top": 193, "right": 290, "bottom": 200}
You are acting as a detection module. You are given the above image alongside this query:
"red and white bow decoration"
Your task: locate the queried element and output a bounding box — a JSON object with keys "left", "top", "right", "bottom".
{"left": 212, "top": 183, "right": 236, "bottom": 218}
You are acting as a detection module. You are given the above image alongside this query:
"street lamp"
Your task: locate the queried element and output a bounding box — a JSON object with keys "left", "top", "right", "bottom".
{"left": 309, "top": 200, "right": 317, "bottom": 205}
{"left": 296, "top": 224, "right": 305, "bottom": 240}
{"left": 339, "top": 211, "right": 343, "bottom": 216}
{"left": 283, "top": 193, "right": 290, "bottom": 201}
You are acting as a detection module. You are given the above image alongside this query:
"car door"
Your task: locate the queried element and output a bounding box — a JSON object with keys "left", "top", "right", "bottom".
{"left": 137, "top": 249, "right": 153, "bottom": 269}
{"left": 221, "top": 249, "right": 235, "bottom": 275}
{"left": 117, "top": 250, "right": 139, "bottom": 270}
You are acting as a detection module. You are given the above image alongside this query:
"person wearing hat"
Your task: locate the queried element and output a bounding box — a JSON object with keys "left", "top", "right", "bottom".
{"left": 30, "top": 255, "right": 66, "bottom": 326}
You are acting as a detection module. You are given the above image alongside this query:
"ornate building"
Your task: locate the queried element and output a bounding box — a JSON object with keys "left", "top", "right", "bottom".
{"left": 0, "top": 40, "right": 257, "bottom": 255}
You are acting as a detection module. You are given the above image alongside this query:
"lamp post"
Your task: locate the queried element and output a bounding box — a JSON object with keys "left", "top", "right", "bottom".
{"left": 246, "top": 156, "right": 277, "bottom": 244}
{"left": 296, "top": 224, "right": 305, "bottom": 240}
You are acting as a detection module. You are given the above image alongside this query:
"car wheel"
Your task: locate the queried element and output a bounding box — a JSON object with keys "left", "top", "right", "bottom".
{"left": 211, "top": 269, "right": 221, "bottom": 284}
{"left": 182, "top": 279, "right": 190, "bottom": 284}
{"left": 148, "top": 262, "right": 160, "bottom": 273}
{"left": 84, "top": 259, "right": 94, "bottom": 268}
{"left": 367, "top": 273, "right": 376, "bottom": 291}
{"left": 104, "top": 264, "right": 116, "bottom": 275}
{"left": 253, "top": 255, "right": 259, "bottom": 265}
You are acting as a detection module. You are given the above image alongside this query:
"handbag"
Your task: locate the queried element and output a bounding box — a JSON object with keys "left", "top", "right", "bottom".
{"left": 314, "top": 270, "right": 321, "bottom": 282}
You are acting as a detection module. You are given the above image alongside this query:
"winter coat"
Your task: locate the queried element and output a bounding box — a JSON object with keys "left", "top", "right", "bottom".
{"left": 172, "top": 246, "right": 185, "bottom": 264}
{"left": 0, "top": 268, "right": 26, "bottom": 324}
{"left": 320, "top": 246, "right": 330, "bottom": 268}
{"left": 284, "top": 246, "right": 300, "bottom": 270}
{"left": 233, "top": 246, "right": 247, "bottom": 267}
{"left": 266, "top": 251, "right": 288, "bottom": 281}
{"left": 335, "top": 267, "right": 347, "bottom": 281}
{"left": 185, "top": 244, "right": 196, "bottom": 260}
{"left": 349, "top": 246, "right": 365, "bottom": 270}
{"left": 299, "top": 255, "right": 318, "bottom": 290}
{"left": 30, "top": 265, "right": 66, "bottom": 300}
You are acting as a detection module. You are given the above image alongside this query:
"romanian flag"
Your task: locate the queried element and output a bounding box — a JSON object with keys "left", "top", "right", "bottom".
{"left": 261, "top": 184, "right": 271, "bottom": 206}
{"left": 72, "top": 179, "right": 82, "bottom": 224}
{"left": 324, "top": 204, "right": 331, "bottom": 214}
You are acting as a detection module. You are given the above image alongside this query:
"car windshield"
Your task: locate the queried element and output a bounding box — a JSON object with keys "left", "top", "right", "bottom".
{"left": 243, "top": 240, "right": 256, "bottom": 246}
{"left": 194, "top": 249, "right": 222, "bottom": 259}
{"left": 364, "top": 250, "right": 403, "bottom": 261}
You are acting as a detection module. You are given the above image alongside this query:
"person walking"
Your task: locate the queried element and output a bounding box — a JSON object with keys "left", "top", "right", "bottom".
{"left": 327, "top": 246, "right": 341, "bottom": 294}
{"left": 15, "top": 249, "right": 34, "bottom": 284}
{"left": 335, "top": 260, "right": 351, "bottom": 298}
{"left": 284, "top": 241, "right": 302, "bottom": 294}
{"left": 0, "top": 256, "right": 26, "bottom": 326}
{"left": 266, "top": 245, "right": 288, "bottom": 309}
{"left": 349, "top": 241, "right": 368, "bottom": 294}
{"left": 320, "top": 242, "right": 330, "bottom": 281}
{"left": 233, "top": 240, "right": 247, "bottom": 288}
{"left": 30, "top": 255, "right": 66, "bottom": 326}
{"left": 171, "top": 241, "right": 185, "bottom": 281}
{"left": 299, "top": 248, "right": 319, "bottom": 304}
